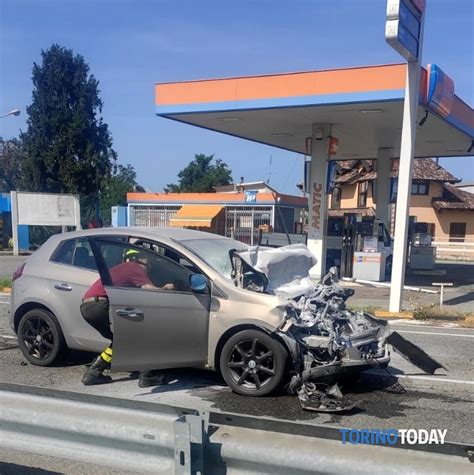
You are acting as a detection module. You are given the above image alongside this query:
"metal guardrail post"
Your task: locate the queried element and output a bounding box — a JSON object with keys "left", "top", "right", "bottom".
{"left": 174, "top": 412, "right": 208, "bottom": 475}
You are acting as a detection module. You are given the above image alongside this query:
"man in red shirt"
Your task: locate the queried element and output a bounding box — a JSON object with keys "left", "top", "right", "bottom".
{"left": 81, "top": 249, "right": 174, "bottom": 386}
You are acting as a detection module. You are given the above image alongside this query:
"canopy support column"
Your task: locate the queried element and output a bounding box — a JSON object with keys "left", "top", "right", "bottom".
{"left": 389, "top": 61, "right": 423, "bottom": 312}
{"left": 307, "top": 125, "right": 330, "bottom": 280}
{"left": 375, "top": 148, "right": 392, "bottom": 228}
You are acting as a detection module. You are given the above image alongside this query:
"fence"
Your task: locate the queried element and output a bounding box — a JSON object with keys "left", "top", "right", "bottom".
{"left": 224, "top": 206, "right": 273, "bottom": 245}
{"left": 432, "top": 238, "right": 474, "bottom": 261}
{"left": 0, "top": 383, "right": 472, "bottom": 474}
{"left": 130, "top": 205, "right": 180, "bottom": 227}
{"left": 128, "top": 205, "right": 275, "bottom": 246}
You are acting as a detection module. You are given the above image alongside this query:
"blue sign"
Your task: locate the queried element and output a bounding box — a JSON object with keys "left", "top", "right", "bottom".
{"left": 326, "top": 161, "right": 337, "bottom": 194}
{"left": 0, "top": 193, "right": 11, "bottom": 212}
{"left": 385, "top": 20, "right": 418, "bottom": 61}
{"left": 244, "top": 191, "right": 257, "bottom": 203}
{"left": 398, "top": 0, "right": 420, "bottom": 39}
{"left": 390, "top": 177, "right": 398, "bottom": 203}
{"left": 397, "top": 21, "right": 419, "bottom": 58}
{"left": 386, "top": 0, "right": 423, "bottom": 61}
{"left": 427, "top": 64, "right": 455, "bottom": 118}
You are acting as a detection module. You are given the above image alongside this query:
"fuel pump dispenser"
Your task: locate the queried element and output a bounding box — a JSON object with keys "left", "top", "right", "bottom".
{"left": 326, "top": 214, "right": 393, "bottom": 281}
{"left": 352, "top": 219, "right": 393, "bottom": 282}
{"left": 408, "top": 223, "right": 436, "bottom": 270}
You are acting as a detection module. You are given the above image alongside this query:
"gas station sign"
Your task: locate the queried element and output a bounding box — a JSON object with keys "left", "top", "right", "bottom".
{"left": 385, "top": 0, "right": 423, "bottom": 61}
{"left": 426, "top": 64, "right": 454, "bottom": 117}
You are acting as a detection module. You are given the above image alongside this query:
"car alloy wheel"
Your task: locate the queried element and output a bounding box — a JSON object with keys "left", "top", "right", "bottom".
{"left": 220, "top": 329, "right": 287, "bottom": 396}
{"left": 18, "top": 309, "right": 66, "bottom": 366}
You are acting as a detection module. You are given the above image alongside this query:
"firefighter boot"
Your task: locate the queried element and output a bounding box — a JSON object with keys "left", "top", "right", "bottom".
{"left": 82, "top": 351, "right": 112, "bottom": 386}
{"left": 138, "top": 370, "right": 167, "bottom": 388}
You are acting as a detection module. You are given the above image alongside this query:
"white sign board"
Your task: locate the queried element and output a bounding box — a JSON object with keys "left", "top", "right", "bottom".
{"left": 10, "top": 191, "right": 81, "bottom": 255}
{"left": 15, "top": 192, "right": 81, "bottom": 226}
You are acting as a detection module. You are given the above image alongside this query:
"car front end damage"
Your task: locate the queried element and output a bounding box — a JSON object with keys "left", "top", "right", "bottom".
{"left": 231, "top": 244, "right": 443, "bottom": 412}
{"left": 277, "top": 279, "right": 391, "bottom": 411}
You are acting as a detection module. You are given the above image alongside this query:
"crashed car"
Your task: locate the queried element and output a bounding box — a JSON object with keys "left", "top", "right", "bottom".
{"left": 11, "top": 228, "right": 441, "bottom": 411}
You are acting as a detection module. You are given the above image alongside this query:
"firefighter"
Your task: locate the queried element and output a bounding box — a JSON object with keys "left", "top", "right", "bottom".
{"left": 80, "top": 248, "right": 174, "bottom": 386}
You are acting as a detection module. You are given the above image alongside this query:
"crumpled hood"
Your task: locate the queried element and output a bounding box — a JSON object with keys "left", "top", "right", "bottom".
{"left": 236, "top": 244, "right": 318, "bottom": 298}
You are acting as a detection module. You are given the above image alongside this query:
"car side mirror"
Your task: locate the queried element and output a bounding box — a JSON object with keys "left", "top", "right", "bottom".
{"left": 189, "top": 274, "right": 208, "bottom": 292}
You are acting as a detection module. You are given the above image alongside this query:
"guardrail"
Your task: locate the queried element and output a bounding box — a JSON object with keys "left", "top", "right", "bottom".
{"left": 433, "top": 239, "right": 474, "bottom": 260}
{"left": 0, "top": 383, "right": 472, "bottom": 474}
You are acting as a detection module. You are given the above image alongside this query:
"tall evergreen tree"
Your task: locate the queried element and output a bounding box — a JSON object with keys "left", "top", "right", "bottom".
{"left": 0, "top": 138, "right": 24, "bottom": 192}
{"left": 20, "top": 44, "right": 116, "bottom": 198}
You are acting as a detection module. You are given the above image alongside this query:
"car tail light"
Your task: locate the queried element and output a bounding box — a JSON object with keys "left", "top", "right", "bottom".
{"left": 12, "top": 263, "right": 26, "bottom": 282}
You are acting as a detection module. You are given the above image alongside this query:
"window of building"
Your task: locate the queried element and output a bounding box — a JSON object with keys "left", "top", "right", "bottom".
{"left": 411, "top": 180, "right": 429, "bottom": 195}
{"left": 358, "top": 181, "right": 368, "bottom": 208}
{"left": 449, "top": 222, "right": 466, "bottom": 243}
{"left": 331, "top": 186, "right": 341, "bottom": 210}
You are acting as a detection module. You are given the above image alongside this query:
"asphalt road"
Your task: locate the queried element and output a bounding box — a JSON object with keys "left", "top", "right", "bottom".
{"left": 0, "top": 293, "right": 473, "bottom": 456}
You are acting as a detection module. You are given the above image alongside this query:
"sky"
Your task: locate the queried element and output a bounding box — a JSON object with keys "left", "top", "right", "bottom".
{"left": 1, "top": 0, "right": 473, "bottom": 193}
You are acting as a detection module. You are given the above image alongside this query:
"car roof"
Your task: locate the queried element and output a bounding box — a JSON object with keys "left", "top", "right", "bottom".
{"left": 45, "top": 226, "right": 230, "bottom": 245}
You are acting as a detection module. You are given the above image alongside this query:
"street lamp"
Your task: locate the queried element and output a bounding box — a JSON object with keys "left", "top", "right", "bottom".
{"left": 0, "top": 109, "right": 20, "bottom": 119}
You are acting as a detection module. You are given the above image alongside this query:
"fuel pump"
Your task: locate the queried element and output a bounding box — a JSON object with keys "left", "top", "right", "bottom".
{"left": 327, "top": 214, "right": 393, "bottom": 281}
{"left": 340, "top": 213, "right": 357, "bottom": 278}
{"left": 408, "top": 222, "right": 436, "bottom": 270}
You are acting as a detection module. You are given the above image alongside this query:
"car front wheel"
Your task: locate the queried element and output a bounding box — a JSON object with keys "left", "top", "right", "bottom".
{"left": 17, "top": 309, "right": 67, "bottom": 366}
{"left": 219, "top": 329, "right": 287, "bottom": 396}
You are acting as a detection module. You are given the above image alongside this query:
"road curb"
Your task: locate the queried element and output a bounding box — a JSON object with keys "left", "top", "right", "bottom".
{"left": 374, "top": 310, "right": 413, "bottom": 319}
{"left": 1, "top": 287, "right": 11, "bottom": 294}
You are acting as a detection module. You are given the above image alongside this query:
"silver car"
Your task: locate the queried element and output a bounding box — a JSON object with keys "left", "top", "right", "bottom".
{"left": 10, "top": 227, "right": 392, "bottom": 398}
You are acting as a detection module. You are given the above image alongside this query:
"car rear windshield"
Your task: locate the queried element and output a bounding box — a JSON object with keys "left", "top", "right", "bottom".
{"left": 179, "top": 238, "right": 248, "bottom": 279}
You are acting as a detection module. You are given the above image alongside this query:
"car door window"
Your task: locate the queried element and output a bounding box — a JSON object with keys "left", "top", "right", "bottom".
{"left": 128, "top": 237, "right": 201, "bottom": 274}
{"left": 91, "top": 239, "right": 195, "bottom": 293}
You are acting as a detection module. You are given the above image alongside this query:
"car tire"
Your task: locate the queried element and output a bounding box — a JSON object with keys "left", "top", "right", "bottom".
{"left": 219, "top": 329, "right": 288, "bottom": 397}
{"left": 17, "top": 309, "right": 67, "bottom": 366}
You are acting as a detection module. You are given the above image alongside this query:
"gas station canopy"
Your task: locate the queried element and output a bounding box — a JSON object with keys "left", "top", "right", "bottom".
{"left": 155, "top": 64, "right": 473, "bottom": 159}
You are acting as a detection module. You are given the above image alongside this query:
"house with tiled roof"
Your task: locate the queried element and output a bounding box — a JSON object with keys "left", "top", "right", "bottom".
{"left": 329, "top": 158, "right": 474, "bottom": 250}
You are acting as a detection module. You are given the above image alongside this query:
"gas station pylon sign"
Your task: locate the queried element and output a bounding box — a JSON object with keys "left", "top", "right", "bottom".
{"left": 386, "top": 0, "right": 426, "bottom": 312}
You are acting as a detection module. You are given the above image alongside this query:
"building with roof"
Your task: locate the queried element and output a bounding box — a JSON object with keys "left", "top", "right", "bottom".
{"left": 329, "top": 158, "right": 474, "bottom": 256}
{"left": 126, "top": 184, "right": 307, "bottom": 245}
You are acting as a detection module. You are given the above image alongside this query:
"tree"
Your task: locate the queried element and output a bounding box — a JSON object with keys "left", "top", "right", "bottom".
{"left": 165, "top": 154, "right": 232, "bottom": 192}
{"left": 20, "top": 44, "right": 116, "bottom": 202}
{"left": 100, "top": 164, "right": 138, "bottom": 225}
{"left": 0, "top": 138, "right": 24, "bottom": 192}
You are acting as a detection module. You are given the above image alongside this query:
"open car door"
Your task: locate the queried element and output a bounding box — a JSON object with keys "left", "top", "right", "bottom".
{"left": 89, "top": 237, "right": 211, "bottom": 371}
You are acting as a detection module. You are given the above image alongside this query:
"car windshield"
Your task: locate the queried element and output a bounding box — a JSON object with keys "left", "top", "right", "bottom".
{"left": 179, "top": 238, "right": 248, "bottom": 279}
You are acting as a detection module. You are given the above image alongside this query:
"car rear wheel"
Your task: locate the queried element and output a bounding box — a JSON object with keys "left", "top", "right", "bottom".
{"left": 219, "top": 329, "right": 287, "bottom": 396}
{"left": 17, "top": 309, "right": 67, "bottom": 366}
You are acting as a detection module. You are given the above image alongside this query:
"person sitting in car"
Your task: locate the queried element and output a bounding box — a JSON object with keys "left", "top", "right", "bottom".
{"left": 80, "top": 248, "right": 174, "bottom": 386}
